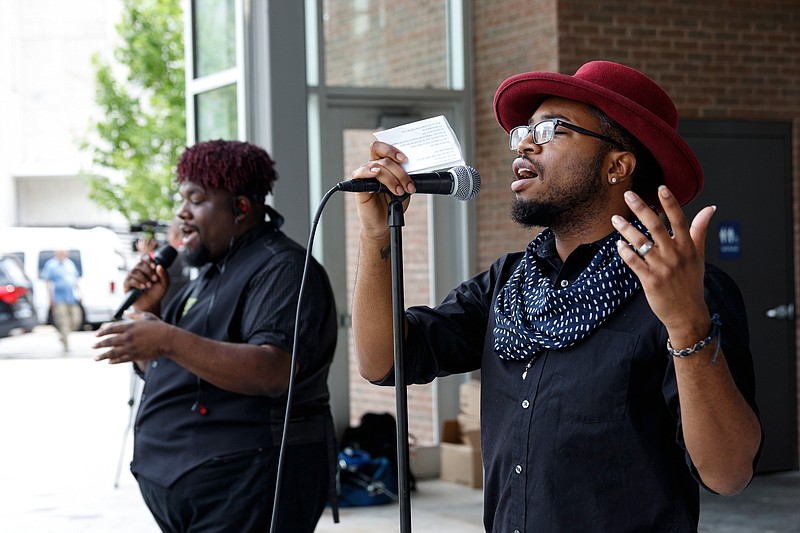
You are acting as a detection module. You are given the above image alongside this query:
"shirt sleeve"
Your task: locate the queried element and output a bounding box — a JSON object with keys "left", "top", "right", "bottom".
{"left": 41, "top": 261, "right": 53, "bottom": 281}
{"left": 377, "top": 254, "right": 521, "bottom": 386}
{"left": 238, "top": 251, "right": 335, "bottom": 372}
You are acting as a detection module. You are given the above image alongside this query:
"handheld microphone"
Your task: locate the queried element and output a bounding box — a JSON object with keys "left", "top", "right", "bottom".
{"left": 336, "top": 165, "right": 481, "bottom": 201}
{"left": 113, "top": 245, "right": 178, "bottom": 320}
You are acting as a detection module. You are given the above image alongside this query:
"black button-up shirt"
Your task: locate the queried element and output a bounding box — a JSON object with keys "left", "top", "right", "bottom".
{"left": 133, "top": 223, "right": 338, "bottom": 487}
{"left": 385, "top": 235, "right": 759, "bottom": 532}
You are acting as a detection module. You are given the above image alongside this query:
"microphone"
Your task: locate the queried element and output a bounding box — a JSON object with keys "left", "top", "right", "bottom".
{"left": 336, "top": 165, "right": 481, "bottom": 201}
{"left": 113, "top": 245, "right": 178, "bottom": 320}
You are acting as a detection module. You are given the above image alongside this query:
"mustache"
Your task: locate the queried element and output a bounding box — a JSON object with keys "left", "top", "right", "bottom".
{"left": 514, "top": 154, "right": 541, "bottom": 177}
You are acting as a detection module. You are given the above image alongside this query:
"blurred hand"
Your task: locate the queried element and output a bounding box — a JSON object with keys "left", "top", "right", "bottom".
{"left": 93, "top": 312, "right": 170, "bottom": 364}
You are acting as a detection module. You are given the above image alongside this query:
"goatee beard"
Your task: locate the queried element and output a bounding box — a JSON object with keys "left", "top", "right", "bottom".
{"left": 510, "top": 149, "right": 608, "bottom": 231}
{"left": 183, "top": 244, "right": 212, "bottom": 267}
{"left": 510, "top": 198, "right": 565, "bottom": 229}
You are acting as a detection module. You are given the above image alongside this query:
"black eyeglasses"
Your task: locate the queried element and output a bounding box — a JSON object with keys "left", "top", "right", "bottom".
{"left": 509, "top": 119, "right": 625, "bottom": 151}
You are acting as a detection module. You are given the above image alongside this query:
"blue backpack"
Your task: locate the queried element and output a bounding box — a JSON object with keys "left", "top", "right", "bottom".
{"left": 336, "top": 447, "right": 398, "bottom": 507}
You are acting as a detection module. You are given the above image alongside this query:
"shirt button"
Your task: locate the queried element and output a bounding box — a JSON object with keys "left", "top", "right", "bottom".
{"left": 560, "top": 279, "right": 569, "bottom": 288}
{"left": 515, "top": 464, "right": 522, "bottom": 474}
{"left": 151, "top": 361, "right": 159, "bottom": 368}
{"left": 514, "top": 530, "right": 521, "bottom": 533}
{"left": 521, "top": 400, "right": 530, "bottom": 409}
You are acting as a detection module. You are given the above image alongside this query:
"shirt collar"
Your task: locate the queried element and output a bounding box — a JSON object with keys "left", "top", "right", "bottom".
{"left": 213, "top": 221, "right": 279, "bottom": 270}
{"left": 533, "top": 231, "right": 608, "bottom": 285}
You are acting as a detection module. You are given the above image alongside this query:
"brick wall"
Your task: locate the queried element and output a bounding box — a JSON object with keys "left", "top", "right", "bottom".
{"left": 343, "top": 130, "right": 436, "bottom": 445}
{"left": 323, "top": 0, "right": 448, "bottom": 89}
{"left": 472, "top": 0, "right": 561, "bottom": 266}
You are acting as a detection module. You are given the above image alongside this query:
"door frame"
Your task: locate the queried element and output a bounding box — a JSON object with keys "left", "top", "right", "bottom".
{"left": 314, "top": 92, "right": 477, "bottom": 474}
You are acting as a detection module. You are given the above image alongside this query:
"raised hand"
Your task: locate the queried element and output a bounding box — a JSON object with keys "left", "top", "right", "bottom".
{"left": 612, "top": 185, "right": 716, "bottom": 342}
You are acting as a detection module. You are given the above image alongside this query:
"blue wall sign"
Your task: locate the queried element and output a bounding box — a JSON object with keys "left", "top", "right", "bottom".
{"left": 718, "top": 221, "right": 741, "bottom": 260}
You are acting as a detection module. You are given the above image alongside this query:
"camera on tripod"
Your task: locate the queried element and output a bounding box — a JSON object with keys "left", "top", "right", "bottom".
{"left": 130, "top": 220, "right": 170, "bottom": 253}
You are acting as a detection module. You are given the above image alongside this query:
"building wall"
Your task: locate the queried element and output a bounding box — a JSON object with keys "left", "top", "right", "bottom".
{"left": 472, "top": 0, "right": 561, "bottom": 264}
{"left": 0, "top": 0, "right": 125, "bottom": 228}
{"left": 472, "top": 0, "right": 800, "bottom": 458}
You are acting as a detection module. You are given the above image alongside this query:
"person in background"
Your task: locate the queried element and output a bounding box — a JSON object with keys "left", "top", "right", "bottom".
{"left": 348, "top": 61, "right": 762, "bottom": 531}
{"left": 160, "top": 218, "right": 191, "bottom": 309}
{"left": 94, "top": 140, "right": 338, "bottom": 533}
{"left": 133, "top": 221, "right": 190, "bottom": 309}
{"left": 135, "top": 235, "right": 158, "bottom": 256}
{"left": 41, "top": 249, "right": 82, "bottom": 351}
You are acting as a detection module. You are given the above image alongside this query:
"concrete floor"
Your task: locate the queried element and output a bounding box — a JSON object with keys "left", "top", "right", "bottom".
{"left": 698, "top": 470, "right": 800, "bottom": 533}
{"left": 1, "top": 329, "right": 798, "bottom": 533}
{"left": 317, "top": 480, "right": 484, "bottom": 532}
{"left": 314, "top": 472, "right": 800, "bottom": 533}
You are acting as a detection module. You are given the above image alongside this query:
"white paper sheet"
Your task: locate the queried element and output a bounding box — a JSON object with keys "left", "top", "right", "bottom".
{"left": 373, "top": 115, "right": 465, "bottom": 174}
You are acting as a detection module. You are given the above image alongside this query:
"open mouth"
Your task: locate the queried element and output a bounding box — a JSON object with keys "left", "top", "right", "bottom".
{"left": 181, "top": 226, "right": 198, "bottom": 248}
{"left": 512, "top": 158, "right": 540, "bottom": 191}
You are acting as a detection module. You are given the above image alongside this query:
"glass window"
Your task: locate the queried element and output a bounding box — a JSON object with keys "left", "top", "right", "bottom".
{"left": 323, "top": 0, "right": 450, "bottom": 89}
{"left": 192, "top": 0, "right": 236, "bottom": 78}
{"left": 343, "top": 128, "right": 436, "bottom": 445}
{"left": 0, "top": 256, "right": 29, "bottom": 286}
{"left": 195, "top": 84, "right": 238, "bottom": 141}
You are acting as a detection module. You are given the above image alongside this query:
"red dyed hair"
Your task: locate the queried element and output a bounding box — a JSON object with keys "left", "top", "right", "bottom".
{"left": 176, "top": 140, "right": 278, "bottom": 199}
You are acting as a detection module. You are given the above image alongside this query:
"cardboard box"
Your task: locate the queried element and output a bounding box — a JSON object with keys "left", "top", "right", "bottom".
{"left": 459, "top": 379, "right": 481, "bottom": 417}
{"left": 440, "top": 420, "right": 483, "bottom": 488}
{"left": 457, "top": 414, "right": 481, "bottom": 449}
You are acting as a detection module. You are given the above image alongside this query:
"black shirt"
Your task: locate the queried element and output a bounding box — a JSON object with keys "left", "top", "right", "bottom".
{"left": 132, "top": 222, "right": 338, "bottom": 487}
{"left": 384, "top": 234, "right": 759, "bottom": 532}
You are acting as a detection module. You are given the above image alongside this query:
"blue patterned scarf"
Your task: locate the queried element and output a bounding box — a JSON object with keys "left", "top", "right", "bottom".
{"left": 493, "top": 228, "right": 643, "bottom": 361}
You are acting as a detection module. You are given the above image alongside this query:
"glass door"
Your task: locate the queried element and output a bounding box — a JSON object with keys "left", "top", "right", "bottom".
{"left": 318, "top": 103, "right": 474, "bottom": 471}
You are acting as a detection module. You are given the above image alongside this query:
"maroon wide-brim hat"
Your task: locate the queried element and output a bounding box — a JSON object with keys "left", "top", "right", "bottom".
{"left": 493, "top": 60, "right": 703, "bottom": 206}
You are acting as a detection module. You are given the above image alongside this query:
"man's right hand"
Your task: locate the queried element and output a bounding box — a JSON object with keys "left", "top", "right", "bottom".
{"left": 349, "top": 141, "right": 416, "bottom": 381}
{"left": 122, "top": 256, "right": 169, "bottom": 315}
{"left": 351, "top": 141, "right": 415, "bottom": 240}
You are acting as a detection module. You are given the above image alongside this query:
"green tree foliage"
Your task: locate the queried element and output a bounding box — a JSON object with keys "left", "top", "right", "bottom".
{"left": 82, "top": 0, "right": 185, "bottom": 225}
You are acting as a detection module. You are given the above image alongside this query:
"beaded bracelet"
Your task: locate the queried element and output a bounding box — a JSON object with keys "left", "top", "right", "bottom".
{"left": 667, "top": 314, "right": 722, "bottom": 364}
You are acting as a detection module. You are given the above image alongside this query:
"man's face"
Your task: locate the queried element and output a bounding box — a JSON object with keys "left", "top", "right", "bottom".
{"left": 510, "top": 96, "right": 612, "bottom": 231}
{"left": 176, "top": 181, "right": 237, "bottom": 267}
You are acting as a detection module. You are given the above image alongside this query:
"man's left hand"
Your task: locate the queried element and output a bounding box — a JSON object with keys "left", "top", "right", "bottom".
{"left": 612, "top": 185, "right": 716, "bottom": 341}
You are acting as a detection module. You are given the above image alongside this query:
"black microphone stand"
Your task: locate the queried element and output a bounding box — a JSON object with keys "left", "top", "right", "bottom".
{"left": 387, "top": 194, "right": 413, "bottom": 532}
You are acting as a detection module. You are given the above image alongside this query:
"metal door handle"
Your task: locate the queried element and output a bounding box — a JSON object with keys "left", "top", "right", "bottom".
{"left": 766, "top": 303, "right": 795, "bottom": 320}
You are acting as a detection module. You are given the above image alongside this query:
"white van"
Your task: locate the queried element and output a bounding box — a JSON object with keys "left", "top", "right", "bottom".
{"left": 0, "top": 226, "right": 130, "bottom": 328}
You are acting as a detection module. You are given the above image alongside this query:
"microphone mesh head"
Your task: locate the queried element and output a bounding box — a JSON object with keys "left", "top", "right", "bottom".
{"left": 450, "top": 166, "right": 481, "bottom": 201}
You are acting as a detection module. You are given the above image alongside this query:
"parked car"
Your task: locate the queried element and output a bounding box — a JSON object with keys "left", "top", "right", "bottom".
{"left": 0, "top": 254, "right": 39, "bottom": 338}
{"left": 0, "top": 227, "right": 129, "bottom": 329}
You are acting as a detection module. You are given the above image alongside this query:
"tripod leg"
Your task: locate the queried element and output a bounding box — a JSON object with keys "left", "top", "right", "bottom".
{"left": 114, "top": 366, "right": 142, "bottom": 488}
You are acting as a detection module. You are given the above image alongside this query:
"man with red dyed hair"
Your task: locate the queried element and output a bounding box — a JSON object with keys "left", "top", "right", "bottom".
{"left": 95, "top": 140, "right": 338, "bottom": 532}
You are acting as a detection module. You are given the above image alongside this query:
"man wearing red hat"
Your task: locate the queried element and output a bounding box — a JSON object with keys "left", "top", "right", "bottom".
{"left": 349, "top": 61, "right": 762, "bottom": 532}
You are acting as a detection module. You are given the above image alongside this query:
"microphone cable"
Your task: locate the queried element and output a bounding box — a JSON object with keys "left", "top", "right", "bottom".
{"left": 269, "top": 184, "right": 339, "bottom": 533}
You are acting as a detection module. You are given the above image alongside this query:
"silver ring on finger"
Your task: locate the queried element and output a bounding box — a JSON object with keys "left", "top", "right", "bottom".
{"left": 637, "top": 241, "right": 654, "bottom": 257}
